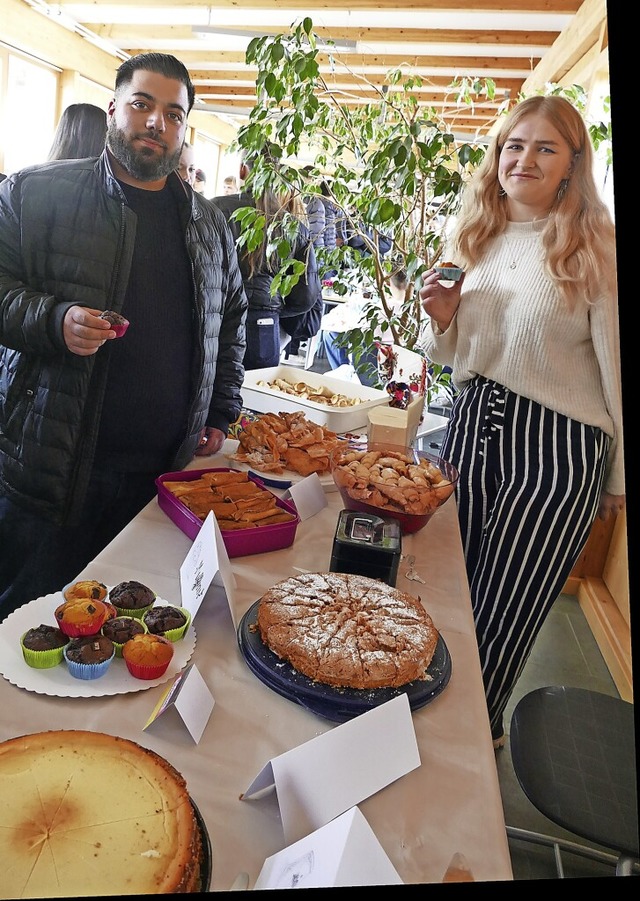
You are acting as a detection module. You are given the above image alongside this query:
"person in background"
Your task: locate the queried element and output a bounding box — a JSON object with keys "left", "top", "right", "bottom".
{"left": 222, "top": 174, "right": 238, "bottom": 195}
{"left": 0, "top": 52, "right": 247, "bottom": 621}
{"left": 178, "top": 139, "right": 197, "bottom": 186}
{"left": 419, "top": 94, "right": 624, "bottom": 749}
{"left": 194, "top": 168, "right": 206, "bottom": 194}
{"left": 213, "top": 153, "right": 321, "bottom": 370}
{"left": 47, "top": 103, "right": 107, "bottom": 161}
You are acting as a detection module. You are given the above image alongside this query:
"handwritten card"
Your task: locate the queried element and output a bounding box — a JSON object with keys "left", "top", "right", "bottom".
{"left": 179, "top": 512, "right": 237, "bottom": 623}
{"left": 242, "top": 693, "right": 420, "bottom": 844}
{"left": 143, "top": 663, "right": 215, "bottom": 743}
{"left": 254, "top": 806, "right": 403, "bottom": 888}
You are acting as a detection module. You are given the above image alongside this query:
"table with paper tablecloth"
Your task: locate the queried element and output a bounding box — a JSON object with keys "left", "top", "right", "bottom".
{"left": 0, "top": 440, "right": 513, "bottom": 888}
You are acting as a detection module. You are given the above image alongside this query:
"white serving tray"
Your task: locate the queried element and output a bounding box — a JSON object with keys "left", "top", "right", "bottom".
{"left": 241, "top": 364, "right": 389, "bottom": 433}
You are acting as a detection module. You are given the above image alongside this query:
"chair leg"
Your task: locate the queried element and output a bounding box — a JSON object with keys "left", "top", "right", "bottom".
{"left": 505, "top": 825, "right": 636, "bottom": 877}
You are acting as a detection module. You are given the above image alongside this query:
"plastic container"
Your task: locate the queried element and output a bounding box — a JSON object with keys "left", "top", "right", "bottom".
{"left": 156, "top": 467, "right": 300, "bottom": 556}
{"left": 240, "top": 364, "right": 389, "bottom": 433}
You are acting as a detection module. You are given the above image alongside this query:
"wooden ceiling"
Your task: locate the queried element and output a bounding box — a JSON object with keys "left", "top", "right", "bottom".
{"left": 22, "top": 0, "right": 609, "bottom": 139}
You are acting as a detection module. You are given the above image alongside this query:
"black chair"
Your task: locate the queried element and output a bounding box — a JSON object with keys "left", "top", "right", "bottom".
{"left": 507, "top": 686, "right": 639, "bottom": 877}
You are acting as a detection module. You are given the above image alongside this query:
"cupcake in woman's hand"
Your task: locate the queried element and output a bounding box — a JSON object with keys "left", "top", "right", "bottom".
{"left": 64, "top": 635, "right": 115, "bottom": 680}
{"left": 109, "top": 580, "right": 156, "bottom": 619}
{"left": 433, "top": 261, "right": 464, "bottom": 282}
{"left": 99, "top": 310, "right": 129, "bottom": 337}
{"left": 142, "top": 605, "right": 191, "bottom": 642}
{"left": 122, "top": 633, "right": 174, "bottom": 680}
{"left": 20, "top": 624, "right": 69, "bottom": 668}
{"left": 101, "top": 615, "right": 147, "bottom": 657}
{"left": 54, "top": 598, "right": 111, "bottom": 637}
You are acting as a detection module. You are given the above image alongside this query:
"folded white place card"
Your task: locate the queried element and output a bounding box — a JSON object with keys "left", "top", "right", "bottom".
{"left": 254, "top": 806, "right": 403, "bottom": 888}
{"left": 178, "top": 512, "right": 237, "bottom": 625}
{"left": 242, "top": 693, "right": 420, "bottom": 844}
{"left": 285, "top": 472, "right": 328, "bottom": 520}
{"left": 143, "top": 663, "right": 215, "bottom": 743}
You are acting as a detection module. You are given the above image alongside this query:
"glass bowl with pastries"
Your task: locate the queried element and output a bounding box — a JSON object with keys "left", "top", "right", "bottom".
{"left": 155, "top": 468, "right": 300, "bottom": 557}
{"left": 330, "top": 442, "right": 458, "bottom": 534}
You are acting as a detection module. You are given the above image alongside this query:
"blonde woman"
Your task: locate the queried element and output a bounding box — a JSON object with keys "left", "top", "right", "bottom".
{"left": 419, "top": 95, "right": 624, "bottom": 748}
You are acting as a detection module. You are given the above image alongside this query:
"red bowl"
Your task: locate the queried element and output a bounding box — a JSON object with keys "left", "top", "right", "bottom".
{"left": 331, "top": 442, "right": 458, "bottom": 535}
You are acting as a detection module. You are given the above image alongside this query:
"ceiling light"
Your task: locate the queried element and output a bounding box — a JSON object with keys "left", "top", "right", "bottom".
{"left": 192, "top": 26, "right": 356, "bottom": 54}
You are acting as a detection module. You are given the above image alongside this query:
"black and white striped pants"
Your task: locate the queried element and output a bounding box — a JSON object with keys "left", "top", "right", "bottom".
{"left": 441, "top": 376, "right": 609, "bottom": 739}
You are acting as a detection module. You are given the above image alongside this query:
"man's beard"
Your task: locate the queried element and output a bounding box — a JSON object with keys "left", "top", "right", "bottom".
{"left": 107, "top": 120, "right": 182, "bottom": 182}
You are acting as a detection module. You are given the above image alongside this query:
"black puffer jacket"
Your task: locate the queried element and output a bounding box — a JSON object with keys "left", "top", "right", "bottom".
{"left": 0, "top": 152, "right": 247, "bottom": 525}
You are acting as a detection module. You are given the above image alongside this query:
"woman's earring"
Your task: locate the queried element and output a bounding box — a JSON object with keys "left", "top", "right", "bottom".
{"left": 557, "top": 179, "right": 569, "bottom": 200}
{"left": 498, "top": 187, "right": 507, "bottom": 197}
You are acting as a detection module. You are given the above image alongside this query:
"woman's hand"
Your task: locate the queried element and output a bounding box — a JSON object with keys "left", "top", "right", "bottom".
{"left": 419, "top": 269, "right": 465, "bottom": 332}
{"left": 194, "top": 426, "right": 226, "bottom": 456}
{"left": 597, "top": 492, "right": 625, "bottom": 521}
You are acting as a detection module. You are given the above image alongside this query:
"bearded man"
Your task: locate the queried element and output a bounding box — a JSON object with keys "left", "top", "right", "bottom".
{"left": 0, "top": 53, "right": 247, "bottom": 620}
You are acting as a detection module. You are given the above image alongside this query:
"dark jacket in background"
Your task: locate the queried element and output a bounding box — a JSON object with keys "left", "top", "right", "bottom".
{"left": 213, "top": 190, "right": 322, "bottom": 367}
{"left": 0, "top": 153, "right": 247, "bottom": 524}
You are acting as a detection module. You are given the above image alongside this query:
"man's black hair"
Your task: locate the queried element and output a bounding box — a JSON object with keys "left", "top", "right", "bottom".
{"left": 115, "top": 53, "right": 195, "bottom": 112}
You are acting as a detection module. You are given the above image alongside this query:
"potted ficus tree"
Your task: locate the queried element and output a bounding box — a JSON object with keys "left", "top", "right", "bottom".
{"left": 230, "top": 17, "right": 495, "bottom": 405}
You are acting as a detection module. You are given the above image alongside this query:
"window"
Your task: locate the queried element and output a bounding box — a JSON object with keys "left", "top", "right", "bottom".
{"left": 2, "top": 52, "right": 58, "bottom": 174}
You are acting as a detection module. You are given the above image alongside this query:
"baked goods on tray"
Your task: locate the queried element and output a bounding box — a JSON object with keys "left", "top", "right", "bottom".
{"left": 229, "top": 411, "right": 340, "bottom": 477}
{"left": 256, "top": 572, "right": 439, "bottom": 689}
{"left": 0, "top": 730, "right": 202, "bottom": 897}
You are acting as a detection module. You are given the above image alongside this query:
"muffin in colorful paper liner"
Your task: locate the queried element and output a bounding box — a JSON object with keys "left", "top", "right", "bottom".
{"left": 434, "top": 263, "right": 464, "bottom": 282}
{"left": 109, "top": 580, "right": 157, "bottom": 620}
{"left": 63, "top": 579, "right": 108, "bottom": 604}
{"left": 20, "top": 625, "right": 69, "bottom": 669}
{"left": 63, "top": 635, "right": 116, "bottom": 680}
{"left": 122, "top": 633, "right": 174, "bottom": 680}
{"left": 54, "top": 598, "right": 111, "bottom": 637}
{"left": 142, "top": 605, "right": 191, "bottom": 642}
{"left": 99, "top": 310, "right": 130, "bottom": 337}
{"left": 101, "top": 615, "right": 148, "bottom": 657}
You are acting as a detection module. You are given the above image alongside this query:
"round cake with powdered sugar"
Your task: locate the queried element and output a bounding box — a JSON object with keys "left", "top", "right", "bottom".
{"left": 256, "top": 572, "right": 439, "bottom": 689}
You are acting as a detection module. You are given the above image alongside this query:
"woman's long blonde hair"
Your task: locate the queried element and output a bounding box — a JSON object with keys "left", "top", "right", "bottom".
{"left": 451, "top": 95, "right": 616, "bottom": 306}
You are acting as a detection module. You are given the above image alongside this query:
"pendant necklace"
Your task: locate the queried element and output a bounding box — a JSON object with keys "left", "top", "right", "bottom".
{"left": 502, "top": 232, "right": 519, "bottom": 270}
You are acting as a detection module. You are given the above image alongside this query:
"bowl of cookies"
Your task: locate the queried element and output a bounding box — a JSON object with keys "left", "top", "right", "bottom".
{"left": 330, "top": 441, "right": 458, "bottom": 534}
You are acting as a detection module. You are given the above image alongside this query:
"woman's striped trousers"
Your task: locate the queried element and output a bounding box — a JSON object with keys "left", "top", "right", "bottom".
{"left": 441, "top": 376, "right": 609, "bottom": 739}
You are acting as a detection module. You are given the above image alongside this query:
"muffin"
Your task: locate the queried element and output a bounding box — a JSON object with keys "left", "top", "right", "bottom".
{"left": 109, "top": 581, "right": 156, "bottom": 619}
{"left": 99, "top": 309, "right": 129, "bottom": 337}
{"left": 122, "top": 633, "right": 174, "bottom": 681}
{"left": 63, "top": 580, "right": 108, "bottom": 604}
{"left": 101, "top": 616, "right": 147, "bottom": 657}
{"left": 142, "top": 605, "right": 191, "bottom": 642}
{"left": 64, "top": 635, "right": 115, "bottom": 680}
{"left": 434, "top": 261, "right": 463, "bottom": 282}
{"left": 20, "top": 624, "right": 69, "bottom": 669}
{"left": 54, "top": 598, "right": 111, "bottom": 638}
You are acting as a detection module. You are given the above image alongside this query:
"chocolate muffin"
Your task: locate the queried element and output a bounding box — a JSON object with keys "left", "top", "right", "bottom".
{"left": 22, "top": 624, "right": 68, "bottom": 651}
{"left": 64, "top": 634, "right": 115, "bottom": 680}
{"left": 65, "top": 634, "right": 114, "bottom": 665}
{"left": 102, "top": 616, "right": 146, "bottom": 644}
{"left": 99, "top": 310, "right": 129, "bottom": 337}
{"left": 143, "top": 606, "right": 188, "bottom": 636}
{"left": 21, "top": 624, "right": 69, "bottom": 669}
{"left": 109, "top": 580, "right": 156, "bottom": 614}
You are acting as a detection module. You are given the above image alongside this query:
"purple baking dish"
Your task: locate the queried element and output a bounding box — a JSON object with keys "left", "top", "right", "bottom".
{"left": 155, "top": 468, "right": 300, "bottom": 557}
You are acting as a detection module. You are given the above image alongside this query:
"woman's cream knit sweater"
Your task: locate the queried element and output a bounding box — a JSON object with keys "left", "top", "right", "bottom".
{"left": 422, "top": 220, "right": 624, "bottom": 496}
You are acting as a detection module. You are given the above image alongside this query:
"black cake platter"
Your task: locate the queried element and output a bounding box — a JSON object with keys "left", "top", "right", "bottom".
{"left": 237, "top": 600, "right": 451, "bottom": 723}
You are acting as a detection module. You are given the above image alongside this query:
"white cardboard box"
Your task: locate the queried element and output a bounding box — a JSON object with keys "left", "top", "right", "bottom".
{"left": 241, "top": 364, "right": 389, "bottom": 433}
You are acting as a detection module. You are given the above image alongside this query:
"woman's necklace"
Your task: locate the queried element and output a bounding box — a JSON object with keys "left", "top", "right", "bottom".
{"left": 502, "top": 232, "right": 519, "bottom": 269}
